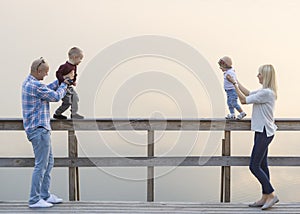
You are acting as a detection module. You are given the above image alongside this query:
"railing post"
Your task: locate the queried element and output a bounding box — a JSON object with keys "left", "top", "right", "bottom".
{"left": 68, "top": 130, "right": 80, "bottom": 201}
{"left": 220, "top": 139, "right": 225, "bottom": 202}
{"left": 222, "top": 130, "right": 231, "bottom": 202}
{"left": 147, "top": 130, "right": 154, "bottom": 202}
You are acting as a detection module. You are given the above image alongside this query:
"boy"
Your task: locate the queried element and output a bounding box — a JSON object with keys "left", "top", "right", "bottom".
{"left": 218, "top": 56, "right": 246, "bottom": 120}
{"left": 53, "top": 47, "right": 84, "bottom": 119}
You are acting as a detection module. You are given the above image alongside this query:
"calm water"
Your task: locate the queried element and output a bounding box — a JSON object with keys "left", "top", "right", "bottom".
{"left": 1, "top": 131, "right": 300, "bottom": 202}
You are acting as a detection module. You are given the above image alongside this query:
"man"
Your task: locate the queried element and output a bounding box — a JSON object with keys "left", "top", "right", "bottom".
{"left": 22, "top": 57, "right": 73, "bottom": 208}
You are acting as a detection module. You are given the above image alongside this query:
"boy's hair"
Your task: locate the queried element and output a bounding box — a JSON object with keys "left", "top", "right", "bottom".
{"left": 68, "top": 47, "right": 83, "bottom": 58}
{"left": 259, "top": 64, "right": 278, "bottom": 99}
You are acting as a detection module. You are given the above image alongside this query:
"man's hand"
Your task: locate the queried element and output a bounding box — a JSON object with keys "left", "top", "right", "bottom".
{"left": 63, "top": 70, "right": 75, "bottom": 85}
{"left": 63, "top": 70, "right": 75, "bottom": 80}
{"left": 64, "top": 77, "right": 73, "bottom": 85}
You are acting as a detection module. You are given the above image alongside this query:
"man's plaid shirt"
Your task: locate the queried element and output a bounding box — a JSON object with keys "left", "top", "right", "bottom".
{"left": 22, "top": 75, "right": 67, "bottom": 133}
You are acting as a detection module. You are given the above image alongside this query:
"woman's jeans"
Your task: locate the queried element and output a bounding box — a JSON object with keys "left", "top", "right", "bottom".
{"left": 226, "top": 89, "right": 241, "bottom": 114}
{"left": 249, "top": 128, "right": 274, "bottom": 194}
{"left": 26, "top": 127, "right": 53, "bottom": 205}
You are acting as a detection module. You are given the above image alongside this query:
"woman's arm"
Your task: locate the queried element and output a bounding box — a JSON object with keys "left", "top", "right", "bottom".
{"left": 226, "top": 74, "right": 249, "bottom": 104}
{"left": 236, "top": 81, "right": 250, "bottom": 96}
{"left": 233, "top": 83, "right": 247, "bottom": 104}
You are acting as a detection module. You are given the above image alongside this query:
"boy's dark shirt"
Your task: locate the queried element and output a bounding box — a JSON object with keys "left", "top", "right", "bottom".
{"left": 56, "top": 61, "right": 77, "bottom": 85}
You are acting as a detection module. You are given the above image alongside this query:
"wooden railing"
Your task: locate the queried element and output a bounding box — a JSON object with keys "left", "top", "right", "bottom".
{"left": 1, "top": 118, "right": 300, "bottom": 202}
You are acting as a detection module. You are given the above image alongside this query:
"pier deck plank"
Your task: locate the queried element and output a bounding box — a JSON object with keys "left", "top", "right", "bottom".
{"left": 0, "top": 201, "right": 300, "bottom": 213}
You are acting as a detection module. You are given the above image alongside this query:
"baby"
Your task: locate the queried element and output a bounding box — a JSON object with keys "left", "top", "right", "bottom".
{"left": 218, "top": 56, "right": 246, "bottom": 120}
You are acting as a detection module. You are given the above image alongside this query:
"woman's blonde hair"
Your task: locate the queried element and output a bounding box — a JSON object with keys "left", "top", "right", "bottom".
{"left": 259, "top": 64, "right": 278, "bottom": 99}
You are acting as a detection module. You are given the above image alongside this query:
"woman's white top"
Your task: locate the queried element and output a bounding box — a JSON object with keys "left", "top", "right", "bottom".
{"left": 246, "top": 88, "right": 277, "bottom": 137}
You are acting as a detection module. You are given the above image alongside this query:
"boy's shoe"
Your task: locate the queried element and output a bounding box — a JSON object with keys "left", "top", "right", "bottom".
{"left": 225, "top": 114, "right": 235, "bottom": 120}
{"left": 46, "top": 194, "right": 63, "bottom": 204}
{"left": 29, "top": 199, "right": 53, "bottom": 208}
{"left": 71, "top": 113, "right": 84, "bottom": 119}
{"left": 237, "top": 112, "right": 247, "bottom": 120}
{"left": 53, "top": 114, "right": 67, "bottom": 120}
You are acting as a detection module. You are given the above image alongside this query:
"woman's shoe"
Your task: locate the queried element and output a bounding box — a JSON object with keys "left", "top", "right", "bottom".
{"left": 261, "top": 195, "right": 279, "bottom": 210}
{"left": 248, "top": 201, "right": 265, "bottom": 207}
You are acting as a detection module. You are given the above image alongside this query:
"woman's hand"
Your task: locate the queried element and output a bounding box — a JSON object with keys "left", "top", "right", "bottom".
{"left": 226, "top": 74, "right": 236, "bottom": 84}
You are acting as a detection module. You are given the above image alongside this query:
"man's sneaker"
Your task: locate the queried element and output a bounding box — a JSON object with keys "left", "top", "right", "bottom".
{"left": 71, "top": 113, "right": 84, "bottom": 119}
{"left": 53, "top": 114, "right": 67, "bottom": 120}
{"left": 29, "top": 199, "right": 53, "bottom": 208}
{"left": 225, "top": 114, "right": 235, "bottom": 120}
{"left": 237, "top": 112, "right": 247, "bottom": 120}
{"left": 46, "top": 194, "right": 63, "bottom": 204}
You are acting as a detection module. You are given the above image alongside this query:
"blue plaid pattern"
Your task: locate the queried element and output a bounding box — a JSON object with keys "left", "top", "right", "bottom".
{"left": 22, "top": 75, "right": 67, "bottom": 133}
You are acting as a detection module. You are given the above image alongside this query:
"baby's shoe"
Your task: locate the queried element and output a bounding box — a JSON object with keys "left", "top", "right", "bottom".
{"left": 237, "top": 112, "right": 247, "bottom": 120}
{"left": 225, "top": 114, "right": 235, "bottom": 120}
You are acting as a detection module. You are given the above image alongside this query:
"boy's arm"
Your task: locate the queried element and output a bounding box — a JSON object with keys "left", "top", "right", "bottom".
{"left": 56, "top": 65, "right": 65, "bottom": 84}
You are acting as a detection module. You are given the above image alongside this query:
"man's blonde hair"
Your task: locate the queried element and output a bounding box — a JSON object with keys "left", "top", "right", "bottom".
{"left": 259, "top": 64, "right": 278, "bottom": 99}
{"left": 68, "top": 47, "right": 83, "bottom": 58}
{"left": 30, "top": 57, "right": 49, "bottom": 72}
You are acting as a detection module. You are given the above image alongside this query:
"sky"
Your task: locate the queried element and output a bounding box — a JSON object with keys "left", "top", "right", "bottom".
{"left": 1, "top": 0, "right": 300, "bottom": 202}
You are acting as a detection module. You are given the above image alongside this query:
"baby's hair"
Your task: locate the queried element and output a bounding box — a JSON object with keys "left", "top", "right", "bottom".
{"left": 68, "top": 47, "right": 83, "bottom": 58}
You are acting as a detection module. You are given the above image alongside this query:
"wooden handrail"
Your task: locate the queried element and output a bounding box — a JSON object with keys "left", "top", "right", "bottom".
{"left": 1, "top": 118, "right": 300, "bottom": 203}
{"left": 1, "top": 118, "right": 300, "bottom": 131}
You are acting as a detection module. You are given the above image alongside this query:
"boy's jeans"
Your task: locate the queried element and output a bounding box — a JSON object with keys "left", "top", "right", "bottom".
{"left": 26, "top": 127, "right": 53, "bottom": 205}
{"left": 226, "top": 89, "right": 241, "bottom": 114}
{"left": 55, "top": 86, "right": 79, "bottom": 115}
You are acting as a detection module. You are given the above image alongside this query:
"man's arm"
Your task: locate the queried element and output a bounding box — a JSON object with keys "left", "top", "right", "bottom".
{"left": 47, "top": 79, "right": 60, "bottom": 90}
{"left": 37, "top": 82, "right": 67, "bottom": 102}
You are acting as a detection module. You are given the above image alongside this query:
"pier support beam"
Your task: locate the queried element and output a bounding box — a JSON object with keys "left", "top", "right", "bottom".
{"left": 147, "top": 130, "right": 154, "bottom": 202}
{"left": 221, "top": 131, "right": 231, "bottom": 202}
{"left": 68, "top": 130, "right": 80, "bottom": 201}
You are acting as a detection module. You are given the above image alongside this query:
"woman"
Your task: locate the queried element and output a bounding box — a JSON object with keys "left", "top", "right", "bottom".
{"left": 226, "top": 64, "right": 279, "bottom": 210}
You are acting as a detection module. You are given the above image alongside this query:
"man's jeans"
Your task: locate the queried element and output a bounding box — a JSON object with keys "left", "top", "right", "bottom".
{"left": 26, "top": 127, "right": 53, "bottom": 205}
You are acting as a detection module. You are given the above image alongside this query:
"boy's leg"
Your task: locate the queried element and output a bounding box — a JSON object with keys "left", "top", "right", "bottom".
{"left": 71, "top": 89, "right": 79, "bottom": 114}
{"left": 55, "top": 93, "right": 72, "bottom": 115}
{"left": 70, "top": 89, "right": 84, "bottom": 119}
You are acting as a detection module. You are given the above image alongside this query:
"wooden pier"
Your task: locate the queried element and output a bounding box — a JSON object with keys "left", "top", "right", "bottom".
{"left": 1, "top": 118, "right": 300, "bottom": 213}
{"left": 1, "top": 201, "right": 300, "bottom": 213}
